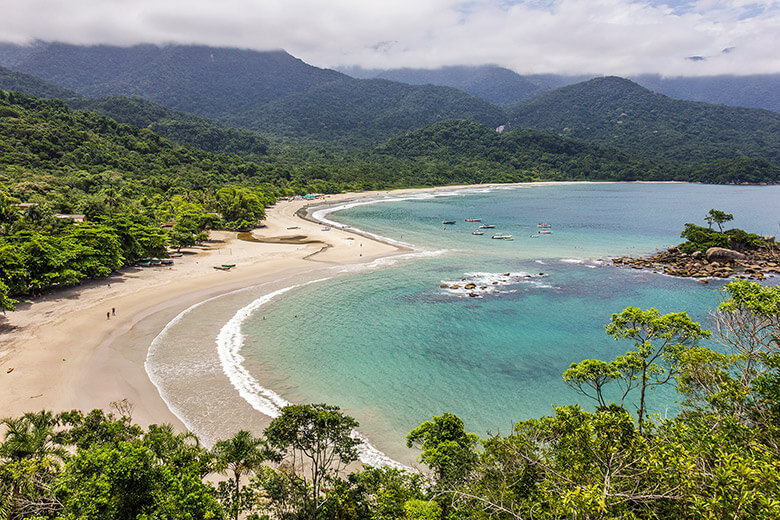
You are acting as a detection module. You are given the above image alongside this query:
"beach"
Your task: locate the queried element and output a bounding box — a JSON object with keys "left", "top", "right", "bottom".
{"left": 0, "top": 189, "right": 415, "bottom": 431}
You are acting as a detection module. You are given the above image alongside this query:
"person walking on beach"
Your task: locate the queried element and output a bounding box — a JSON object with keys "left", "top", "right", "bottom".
{"left": 112, "top": 307, "right": 115, "bottom": 316}
{"left": 107, "top": 311, "right": 110, "bottom": 319}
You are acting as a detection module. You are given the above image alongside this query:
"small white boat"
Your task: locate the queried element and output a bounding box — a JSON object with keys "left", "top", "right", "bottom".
{"left": 465, "top": 218, "right": 482, "bottom": 222}
{"left": 540, "top": 229, "right": 552, "bottom": 234}
{"left": 442, "top": 220, "right": 456, "bottom": 225}
{"left": 479, "top": 224, "right": 496, "bottom": 229}
{"left": 472, "top": 230, "right": 484, "bottom": 235}
{"left": 492, "top": 233, "right": 512, "bottom": 239}
{"left": 321, "top": 226, "right": 331, "bottom": 231}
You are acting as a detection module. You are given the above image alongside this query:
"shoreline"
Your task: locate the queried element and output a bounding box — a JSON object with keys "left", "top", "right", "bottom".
{"left": 0, "top": 183, "right": 511, "bottom": 433}
{"left": 0, "top": 180, "right": 720, "bottom": 440}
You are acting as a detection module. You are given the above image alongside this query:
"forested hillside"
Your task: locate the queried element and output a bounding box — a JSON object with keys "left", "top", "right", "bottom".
{"left": 67, "top": 97, "right": 271, "bottom": 159}
{"left": 0, "top": 43, "right": 504, "bottom": 144}
{"left": 0, "top": 42, "right": 346, "bottom": 119}
{"left": 230, "top": 78, "right": 506, "bottom": 143}
{"left": 380, "top": 119, "right": 780, "bottom": 184}
{"left": 0, "top": 66, "right": 78, "bottom": 99}
{"left": 506, "top": 76, "right": 780, "bottom": 165}
{"left": 343, "top": 65, "right": 547, "bottom": 105}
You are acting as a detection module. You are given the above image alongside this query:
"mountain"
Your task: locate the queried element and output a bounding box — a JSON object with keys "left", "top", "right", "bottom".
{"left": 229, "top": 77, "right": 506, "bottom": 143}
{"left": 379, "top": 119, "right": 780, "bottom": 185}
{"left": 631, "top": 74, "right": 780, "bottom": 114}
{"left": 0, "top": 65, "right": 79, "bottom": 99}
{"left": 0, "top": 42, "right": 346, "bottom": 120}
{"left": 340, "top": 65, "right": 548, "bottom": 106}
{"left": 0, "top": 90, "right": 272, "bottom": 197}
{"left": 66, "top": 97, "right": 270, "bottom": 158}
{"left": 0, "top": 42, "right": 506, "bottom": 143}
{"left": 506, "top": 76, "right": 780, "bottom": 165}
{"left": 342, "top": 66, "right": 780, "bottom": 114}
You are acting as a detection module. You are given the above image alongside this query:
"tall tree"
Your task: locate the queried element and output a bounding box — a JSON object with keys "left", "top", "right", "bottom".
{"left": 213, "top": 430, "right": 277, "bottom": 520}
{"left": 264, "top": 403, "right": 360, "bottom": 519}
{"left": 605, "top": 307, "right": 710, "bottom": 433}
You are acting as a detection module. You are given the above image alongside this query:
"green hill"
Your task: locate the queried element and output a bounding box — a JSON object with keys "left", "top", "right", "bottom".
{"left": 506, "top": 77, "right": 780, "bottom": 165}
{"left": 67, "top": 96, "right": 270, "bottom": 159}
{"left": 231, "top": 78, "right": 506, "bottom": 143}
{"left": 0, "top": 43, "right": 505, "bottom": 145}
{"left": 0, "top": 42, "right": 346, "bottom": 121}
{"left": 378, "top": 119, "right": 780, "bottom": 185}
{"left": 0, "top": 90, "right": 271, "bottom": 198}
{"left": 0, "top": 65, "right": 79, "bottom": 99}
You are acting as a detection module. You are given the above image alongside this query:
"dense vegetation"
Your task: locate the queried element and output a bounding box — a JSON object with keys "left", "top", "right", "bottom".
{"left": 507, "top": 76, "right": 780, "bottom": 165}
{"left": 0, "top": 66, "right": 77, "bottom": 100}
{"left": 379, "top": 120, "right": 780, "bottom": 184}
{"left": 678, "top": 209, "right": 768, "bottom": 254}
{"left": 228, "top": 78, "right": 506, "bottom": 144}
{"left": 0, "top": 43, "right": 345, "bottom": 120}
{"left": 2, "top": 280, "right": 778, "bottom": 519}
{"left": 67, "top": 96, "right": 271, "bottom": 159}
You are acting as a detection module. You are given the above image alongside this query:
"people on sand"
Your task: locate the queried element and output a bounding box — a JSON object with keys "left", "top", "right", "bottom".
{"left": 112, "top": 307, "right": 116, "bottom": 316}
{"left": 107, "top": 311, "right": 110, "bottom": 319}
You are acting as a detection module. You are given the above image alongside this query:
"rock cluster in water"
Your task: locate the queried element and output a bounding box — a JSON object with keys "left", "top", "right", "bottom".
{"left": 612, "top": 240, "right": 780, "bottom": 281}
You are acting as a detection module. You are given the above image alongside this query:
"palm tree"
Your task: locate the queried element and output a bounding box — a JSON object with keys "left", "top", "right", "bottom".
{"left": 0, "top": 411, "right": 67, "bottom": 463}
{"left": 213, "top": 430, "right": 278, "bottom": 520}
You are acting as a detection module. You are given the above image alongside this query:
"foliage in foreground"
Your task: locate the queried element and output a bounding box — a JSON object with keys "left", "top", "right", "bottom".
{"left": 2, "top": 280, "right": 778, "bottom": 519}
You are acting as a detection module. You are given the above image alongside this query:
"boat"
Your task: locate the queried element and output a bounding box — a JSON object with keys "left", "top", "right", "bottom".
{"left": 538, "top": 222, "right": 552, "bottom": 228}
{"left": 503, "top": 237, "right": 514, "bottom": 241}
{"left": 221, "top": 264, "right": 236, "bottom": 268}
{"left": 530, "top": 234, "right": 541, "bottom": 238}
{"left": 472, "top": 230, "right": 484, "bottom": 235}
{"left": 442, "top": 220, "right": 456, "bottom": 225}
{"left": 479, "top": 224, "right": 496, "bottom": 229}
{"left": 321, "top": 226, "right": 331, "bottom": 231}
{"left": 492, "top": 233, "right": 512, "bottom": 239}
{"left": 465, "top": 218, "right": 482, "bottom": 222}
{"left": 539, "top": 229, "right": 552, "bottom": 234}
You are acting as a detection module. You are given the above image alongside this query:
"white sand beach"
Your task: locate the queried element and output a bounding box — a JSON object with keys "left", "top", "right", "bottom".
{"left": 0, "top": 189, "right": 413, "bottom": 429}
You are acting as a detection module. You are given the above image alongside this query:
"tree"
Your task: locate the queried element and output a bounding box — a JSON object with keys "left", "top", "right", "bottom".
{"left": 605, "top": 307, "right": 710, "bottom": 433}
{"left": 0, "top": 280, "right": 16, "bottom": 313}
{"left": 264, "top": 403, "right": 361, "bottom": 519}
{"left": 406, "top": 413, "right": 479, "bottom": 487}
{"left": 563, "top": 359, "right": 619, "bottom": 408}
{"left": 213, "top": 430, "right": 277, "bottom": 520}
{"left": 704, "top": 208, "right": 734, "bottom": 232}
{"left": 677, "top": 280, "right": 780, "bottom": 432}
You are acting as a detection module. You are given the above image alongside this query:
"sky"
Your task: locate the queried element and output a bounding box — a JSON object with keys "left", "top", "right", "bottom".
{"left": 2, "top": 0, "right": 780, "bottom": 76}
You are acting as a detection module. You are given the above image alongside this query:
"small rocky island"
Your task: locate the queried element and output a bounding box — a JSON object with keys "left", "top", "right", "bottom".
{"left": 612, "top": 210, "right": 780, "bottom": 281}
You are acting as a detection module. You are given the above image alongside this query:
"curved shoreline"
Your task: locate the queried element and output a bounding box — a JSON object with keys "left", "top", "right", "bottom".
{"left": 0, "top": 189, "right": 409, "bottom": 430}
{"left": 0, "top": 181, "right": 617, "bottom": 438}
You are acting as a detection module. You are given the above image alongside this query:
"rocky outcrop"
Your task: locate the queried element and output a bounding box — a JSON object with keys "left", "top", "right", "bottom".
{"left": 612, "top": 243, "right": 780, "bottom": 281}
{"left": 706, "top": 247, "right": 747, "bottom": 262}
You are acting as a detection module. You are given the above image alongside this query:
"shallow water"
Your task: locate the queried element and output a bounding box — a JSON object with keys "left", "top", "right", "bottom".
{"left": 148, "top": 182, "right": 780, "bottom": 466}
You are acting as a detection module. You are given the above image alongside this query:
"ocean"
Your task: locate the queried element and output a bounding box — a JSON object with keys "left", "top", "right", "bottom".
{"left": 147, "top": 182, "right": 780, "bottom": 467}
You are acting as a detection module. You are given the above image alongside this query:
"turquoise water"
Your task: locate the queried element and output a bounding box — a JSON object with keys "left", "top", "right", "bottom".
{"left": 239, "top": 183, "right": 780, "bottom": 463}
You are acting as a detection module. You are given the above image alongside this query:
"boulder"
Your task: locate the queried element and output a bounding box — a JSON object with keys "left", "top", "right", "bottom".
{"left": 691, "top": 251, "right": 703, "bottom": 259}
{"left": 668, "top": 245, "right": 680, "bottom": 253}
{"left": 762, "top": 235, "right": 775, "bottom": 243}
{"left": 464, "top": 283, "right": 476, "bottom": 289}
{"left": 706, "top": 247, "right": 747, "bottom": 263}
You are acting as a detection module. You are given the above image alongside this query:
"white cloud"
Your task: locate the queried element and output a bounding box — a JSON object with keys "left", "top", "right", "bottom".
{"left": 1, "top": 0, "right": 779, "bottom": 75}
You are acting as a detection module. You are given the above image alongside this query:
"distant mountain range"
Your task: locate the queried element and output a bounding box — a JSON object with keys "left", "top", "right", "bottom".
{"left": 343, "top": 65, "right": 780, "bottom": 113}
{"left": 1, "top": 41, "right": 780, "bottom": 184}
{"left": 0, "top": 42, "right": 503, "bottom": 143}
{"left": 505, "top": 76, "right": 780, "bottom": 165}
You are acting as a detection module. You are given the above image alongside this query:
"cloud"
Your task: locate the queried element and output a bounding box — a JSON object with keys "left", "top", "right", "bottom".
{"left": 2, "top": 0, "right": 779, "bottom": 76}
